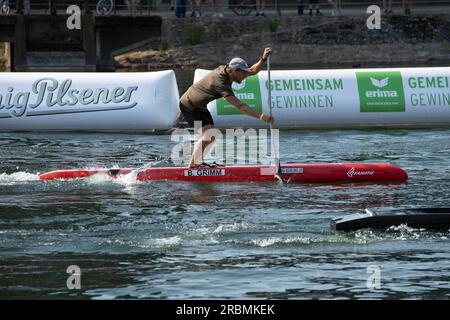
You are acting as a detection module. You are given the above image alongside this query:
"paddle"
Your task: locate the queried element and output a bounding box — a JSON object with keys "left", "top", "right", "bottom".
{"left": 266, "top": 54, "right": 283, "bottom": 181}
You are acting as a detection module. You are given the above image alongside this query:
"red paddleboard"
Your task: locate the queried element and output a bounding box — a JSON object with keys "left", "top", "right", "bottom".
{"left": 39, "top": 163, "right": 408, "bottom": 183}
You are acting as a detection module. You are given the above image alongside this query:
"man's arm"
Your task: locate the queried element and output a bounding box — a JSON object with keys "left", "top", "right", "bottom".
{"left": 225, "top": 95, "right": 273, "bottom": 122}
{"left": 248, "top": 47, "right": 272, "bottom": 75}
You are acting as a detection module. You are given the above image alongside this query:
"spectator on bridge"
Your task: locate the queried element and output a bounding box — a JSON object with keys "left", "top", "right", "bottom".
{"left": 328, "top": 0, "right": 341, "bottom": 16}
{"left": 383, "top": 0, "right": 393, "bottom": 14}
{"left": 404, "top": 0, "right": 412, "bottom": 15}
{"left": 126, "top": 0, "right": 138, "bottom": 16}
{"left": 298, "top": 0, "right": 304, "bottom": 15}
{"left": 175, "top": 0, "right": 187, "bottom": 17}
{"left": 309, "top": 0, "right": 322, "bottom": 16}
{"left": 49, "top": 0, "right": 56, "bottom": 15}
{"left": 213, "top": 0, "right": 224, "bottom": 18}
{"left": 256, "top": 0, "right": 266, "bottom": 17}
{"left": 328, "top": 0, "right": 339, "bottom": 17}
{"left": 191, "top": 0, "right": 202, "bottom": 17}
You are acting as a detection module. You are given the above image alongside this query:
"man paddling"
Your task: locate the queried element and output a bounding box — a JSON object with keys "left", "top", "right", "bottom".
{"left": 179, "top": 47, "right": 274, "bottom": 168}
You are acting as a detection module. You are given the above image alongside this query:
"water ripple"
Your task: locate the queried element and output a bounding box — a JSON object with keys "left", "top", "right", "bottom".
{"left": 1, "top": 129, "right": 450, "bottom": 298}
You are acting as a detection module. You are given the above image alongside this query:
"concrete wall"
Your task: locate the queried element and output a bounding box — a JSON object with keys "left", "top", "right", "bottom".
{"left": 116, "top": 13, "right": 450, "bottom": 71}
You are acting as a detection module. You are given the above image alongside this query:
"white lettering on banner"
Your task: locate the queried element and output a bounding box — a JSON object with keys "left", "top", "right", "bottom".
{"left": 184, "top": 169, "right": 225, "bottom": 177}
{"left": 347, "top": 167, "right": 375, "bottom": 178}
{"left": 365, "top": 90, "right": 398, "bottom": 98}
{"left": 236, "top": 93, "right": 255, "bottom": 100}
{"left": 0, "top": 78, "right": 138, "bottom": 118}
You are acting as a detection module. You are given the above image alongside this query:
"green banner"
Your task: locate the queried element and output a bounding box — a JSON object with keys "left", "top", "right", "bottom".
{"left": 356, "top": 71, "right": 405, "bottom": 112}
{"left": 216, "top": 75, "right": 263, "bottom": 115}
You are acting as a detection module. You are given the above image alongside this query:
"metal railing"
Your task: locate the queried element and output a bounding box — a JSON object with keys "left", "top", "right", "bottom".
{"left": 1, "top": 0, "right": 449, "bottom": 16}
{"left": 0, "top": 0, "right": 155, "bottom": 15}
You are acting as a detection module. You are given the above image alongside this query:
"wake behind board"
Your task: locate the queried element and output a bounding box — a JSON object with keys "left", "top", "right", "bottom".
{"left": 332, "top": 208, "right": 450, "bottom": 231}
{"left": 39, "top": 163, "right": 408, "bottom": 183}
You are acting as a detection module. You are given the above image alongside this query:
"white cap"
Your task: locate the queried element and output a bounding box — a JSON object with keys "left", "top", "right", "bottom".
{"left": 228, "top": 57, "right": 252, "bottom": 72}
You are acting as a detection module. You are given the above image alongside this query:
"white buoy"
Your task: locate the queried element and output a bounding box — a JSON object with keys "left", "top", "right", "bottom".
{"left": 0, "top": 70, "right": 179, "bottom": 132}
{"left": 193, "top": 66, "right": 450, "bottom": 129}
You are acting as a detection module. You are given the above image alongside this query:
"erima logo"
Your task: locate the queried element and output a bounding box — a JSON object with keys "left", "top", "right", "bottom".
{"left": 366, "top": 77, "right": 398, "bottom": 98}
{"left": 357, "top": 71, "right": 405, "bottom": 113}
{"left": 370, "top": 77, "right": 389, "bottom": 88}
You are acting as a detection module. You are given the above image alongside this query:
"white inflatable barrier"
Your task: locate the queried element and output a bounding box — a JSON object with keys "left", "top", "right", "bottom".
{"left": 0, "top": 71, "right": 179, "bottom": 132}
{"left": 195, "top": 67, "right": 450, "bottom": 129}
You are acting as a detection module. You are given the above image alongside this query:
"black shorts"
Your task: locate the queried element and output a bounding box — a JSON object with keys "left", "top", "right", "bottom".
{"left": 179, "top": 103, "right": 214, "bottom": 128}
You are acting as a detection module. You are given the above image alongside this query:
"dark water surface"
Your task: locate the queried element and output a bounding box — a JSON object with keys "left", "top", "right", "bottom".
{"left": 1, "top": 129, "right": 450, "bottom": 299}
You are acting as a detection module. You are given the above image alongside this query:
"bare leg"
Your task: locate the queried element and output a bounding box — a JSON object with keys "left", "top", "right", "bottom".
{"left": 189, "top": 124, "right": 216, "bottom": 167}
